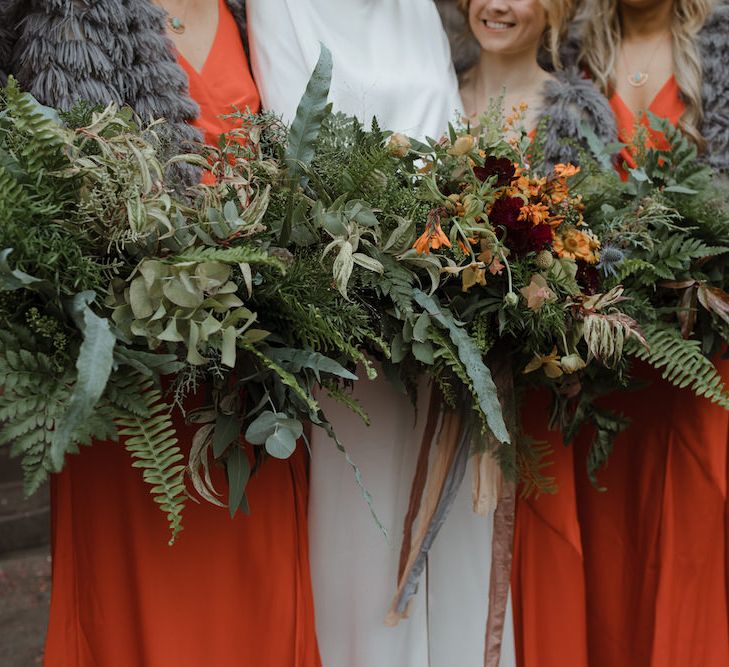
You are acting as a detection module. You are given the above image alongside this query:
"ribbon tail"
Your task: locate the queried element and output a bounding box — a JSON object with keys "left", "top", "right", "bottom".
{"left": 386, "top": 412, "right": 472, "bottom": 625}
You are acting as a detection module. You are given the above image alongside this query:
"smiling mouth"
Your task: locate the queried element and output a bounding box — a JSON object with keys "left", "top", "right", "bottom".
{"left": 483, "top": 20, "right": 515, "bottom": 30}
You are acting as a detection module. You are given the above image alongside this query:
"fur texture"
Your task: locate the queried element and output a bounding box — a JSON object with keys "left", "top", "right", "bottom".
{"left": 697, "top": 2, "right": 729, "bottom": 172}
{"left": 0, "top": 0, "right": 249, "bottom": 181}
{"left": 537, "top": 67, "right": 618, "bottom": 168}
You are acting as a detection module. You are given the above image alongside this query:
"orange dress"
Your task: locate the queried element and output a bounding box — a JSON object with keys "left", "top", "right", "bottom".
{"left": 43, "top": 5, "right": 321, "bottom": 666}
{"left": 512, "top": 77, "right": 729, "bottom": 666}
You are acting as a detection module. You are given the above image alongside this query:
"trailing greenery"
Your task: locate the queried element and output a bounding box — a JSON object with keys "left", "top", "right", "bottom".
{"left": 2, "top": 45, "right": 729, "bottom": 541}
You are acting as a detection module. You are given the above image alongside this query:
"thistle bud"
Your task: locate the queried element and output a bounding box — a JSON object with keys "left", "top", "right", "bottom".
{"left": 535, "top": 250, "right": 554, "bottom": 270}
{"left": 388, "top": 133, "right": 411, "bottom": 158}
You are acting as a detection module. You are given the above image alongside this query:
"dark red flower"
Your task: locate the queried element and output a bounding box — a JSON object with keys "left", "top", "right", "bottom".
{"left": 528, "top": 224, "right": 554, "bottom": 251}
{"left": 489, "top": 196, "right": 522, "bottom": 228}
{"left": 490, "top": 197, "right": 553, "bottom": 257}
{"left": 575, "top": 260, "right": 601, "bottom": 294}
{"left": 474, "top": 156, "right": 516, "bottom": 187}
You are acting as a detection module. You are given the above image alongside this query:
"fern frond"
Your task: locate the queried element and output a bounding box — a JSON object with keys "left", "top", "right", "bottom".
{"left": 628, "top": 323, "right": 729, "bottom": 408}
{"left": 515, "top": 437, "right": 558, "bottom": 499}
{"left": 115, "top": 376, "right": 186, "bottom": 544}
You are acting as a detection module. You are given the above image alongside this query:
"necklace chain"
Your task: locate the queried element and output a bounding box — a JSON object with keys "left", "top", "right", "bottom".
{"left": 622, "top": 33, "right": 668, "bottom": 88}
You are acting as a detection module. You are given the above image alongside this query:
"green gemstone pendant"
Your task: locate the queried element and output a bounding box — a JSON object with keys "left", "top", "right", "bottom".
{"left": 628, "top": 71, "right": 648, "bottom": 88}
{"left": 168, "top": 15, "right": 185, "bottom": 34}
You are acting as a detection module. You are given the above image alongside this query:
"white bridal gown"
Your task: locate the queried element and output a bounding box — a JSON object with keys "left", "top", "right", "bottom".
{"left": 247, "top": 2, "right": 515, "bottom": 665}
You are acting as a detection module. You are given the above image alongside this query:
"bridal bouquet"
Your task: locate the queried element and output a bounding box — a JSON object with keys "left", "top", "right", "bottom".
{"left": 2, "top": 47, "right": 728, "bottom": 543}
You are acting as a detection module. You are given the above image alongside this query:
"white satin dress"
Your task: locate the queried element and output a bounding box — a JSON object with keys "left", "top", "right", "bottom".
{"left": 247, "top": 2, "right": 515, "bottom": 665}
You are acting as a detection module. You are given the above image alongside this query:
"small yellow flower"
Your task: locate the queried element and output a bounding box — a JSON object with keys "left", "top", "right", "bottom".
{"left": 523, "top": 347, "right": 563, "bottom": 378}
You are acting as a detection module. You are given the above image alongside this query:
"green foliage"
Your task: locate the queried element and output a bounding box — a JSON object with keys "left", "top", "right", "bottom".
{"left": 115, "top": 375, "right": 187, "bottom": 544}
{"left": 628, "top": 323, "right": 729, "bottom": 409}
{"left": 50, "top": 293, "right": 116, "bottom": 470}
{"left": 0, "top": 325, "right": 116, "bottom": 494}
{"left": 414, "top": 290, "right": 510, "bottom": 444}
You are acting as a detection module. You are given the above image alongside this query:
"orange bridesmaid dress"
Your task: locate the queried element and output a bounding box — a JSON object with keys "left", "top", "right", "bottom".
{"left": 512, "top": 76, "right": 729, "bottom": 667}
{"left": 43, "top": 4, "right": 321, "bottom": 666}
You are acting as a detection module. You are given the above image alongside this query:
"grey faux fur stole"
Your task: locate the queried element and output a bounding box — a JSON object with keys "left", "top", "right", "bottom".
{"left": 537, "top": 68, "right": 617, "bottom": 169}
{"left": 0, "top": 0, "right": 247, "bottom": 167}
{"left": 697, "top": 2, "right": 729, "bottom": 173}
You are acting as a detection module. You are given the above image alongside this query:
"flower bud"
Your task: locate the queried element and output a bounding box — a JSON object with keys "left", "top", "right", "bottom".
{"left": 388, "top": 133, "right": 411, "bottom": 158}
{"left": 503, "top": 291, "right": 519, "bottom": 308}
{"left": 448, "top": 134, "right": 475, "bottom": 157}
{"left": 535, "top": 250, "right": 554, "bottom": 270}
{"left": 560, "top": 353, "right": 586, "bottom": 374}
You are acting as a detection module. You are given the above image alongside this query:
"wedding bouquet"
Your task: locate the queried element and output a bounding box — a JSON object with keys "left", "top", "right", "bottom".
{"left": 2, "top": 47, "right": 728, "bottom": 544}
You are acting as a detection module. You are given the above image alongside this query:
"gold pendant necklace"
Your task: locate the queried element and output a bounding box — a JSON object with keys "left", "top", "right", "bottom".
{"left": 167, "top": 14, "right": 186, "bottom": 34}
{"left": 157, "top": 1, "right": 189, "bottom": 35}
{"left": 622, "top": 34, "right": 667, "bottom": 88}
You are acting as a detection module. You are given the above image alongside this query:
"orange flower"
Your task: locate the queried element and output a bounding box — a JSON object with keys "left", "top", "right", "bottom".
{"left": 413, "top": 209, "right": 452, "bottom": 255}
{"left": 553, "top": 163, "right": 580, "bottom": 178}
{"left": 553, "top": 228, "right": 600, "bottom": 263}
{"left": 519, "top": 202, "right": 551, "bottom": 226}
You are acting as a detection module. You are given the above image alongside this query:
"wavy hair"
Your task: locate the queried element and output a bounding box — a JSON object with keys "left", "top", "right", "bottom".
{"left": 582, "top": 0, "right": 714, "bottom": 146}
{"left": 457, "top": 0, "right": 575, "bottom": 69}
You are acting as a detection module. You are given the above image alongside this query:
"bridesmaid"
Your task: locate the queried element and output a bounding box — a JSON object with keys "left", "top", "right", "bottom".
{"left": 456, "top": 0, "right": 617, "bottom": 665}
{"left": 247, "top": 2, "right": 509, "bottom": 666}
{"left": 1, "top": 1, "right": 321, "bottom": 665}
{"left": 568, "top": 1, "right": 729, "bottom": 665}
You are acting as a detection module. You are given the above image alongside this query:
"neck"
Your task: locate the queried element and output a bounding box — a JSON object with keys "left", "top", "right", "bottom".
{"left": 620, "top": 2, "right": 673, "bottom": 39}
{"left": 474, "top": 48, "right": 545, "bottom": 100}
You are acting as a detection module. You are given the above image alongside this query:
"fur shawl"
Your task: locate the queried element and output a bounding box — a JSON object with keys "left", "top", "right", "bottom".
{"left": 537, "top": 68, "right": 617, "bottom": 169}
{"left": 697, "top": 1, "right": 729, "bottom": 173}
{"left": 0, "top": 0, "right": 247, "bottom": 160}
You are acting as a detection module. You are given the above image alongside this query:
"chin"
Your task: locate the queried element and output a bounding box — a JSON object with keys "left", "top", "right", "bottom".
{"left": 619, "top": 0, "right": 671, "bottom": 10}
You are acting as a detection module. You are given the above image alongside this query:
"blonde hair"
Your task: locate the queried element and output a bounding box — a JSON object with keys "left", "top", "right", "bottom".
{"left": 457, "top": 0, "right": 575, "bottom": 69}
{"left": 582, "top": 0, "right": 713, "bottom": 147}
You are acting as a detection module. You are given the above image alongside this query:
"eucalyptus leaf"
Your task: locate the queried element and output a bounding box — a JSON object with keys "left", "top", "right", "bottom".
{"left": 265, "top": 427, "right": 298, "bottom": 459}
{"left": 284, "top": 44, "right": 333, "bottom": 188}
{"left": 414, "top": 290, "right": 510, "bottom": 444}
{"left": 50, "top": 293, "right": 116, "bottom": 470}
{"left": 226, "top": 446, "right": 251, "bottom": 518}
{"left": 244, "top": 410, "right": 283, "bottom": 445}
{"left": 213, "top": 413, "right": 241, "bottom": 458}
{"left": 266, "top": 348, "right": 358, "bottom": 381}
{"left": 412, "top": 340, "right": 435, "bottom": 365}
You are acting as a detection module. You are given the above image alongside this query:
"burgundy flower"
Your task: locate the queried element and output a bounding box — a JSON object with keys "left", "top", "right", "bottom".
{"left": 575, "top": 260, "right": 601, "bottom": 294}
{"left": 528, "top": 224, "right": 554, "bottom": 251}
{"left": 474, "top": 156, "right": 516, "bottom": 187}
{"left": 490, "top": 197, "right": 553, "bottom": 257}
{"left": 489, "top": 196, "right": 522, "bottom": 228}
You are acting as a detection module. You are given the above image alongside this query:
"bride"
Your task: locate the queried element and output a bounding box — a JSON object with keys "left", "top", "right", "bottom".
{"left": 247, "top": 1, "right": 516, "bottom": 665}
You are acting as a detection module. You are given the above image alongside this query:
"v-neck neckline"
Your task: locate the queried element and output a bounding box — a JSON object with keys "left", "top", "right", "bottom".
{"left": 176, "top": 0, "right": 223, "bottom": 77}
{"left": 612, "top": 75, "right": 676, "bottom": 122}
